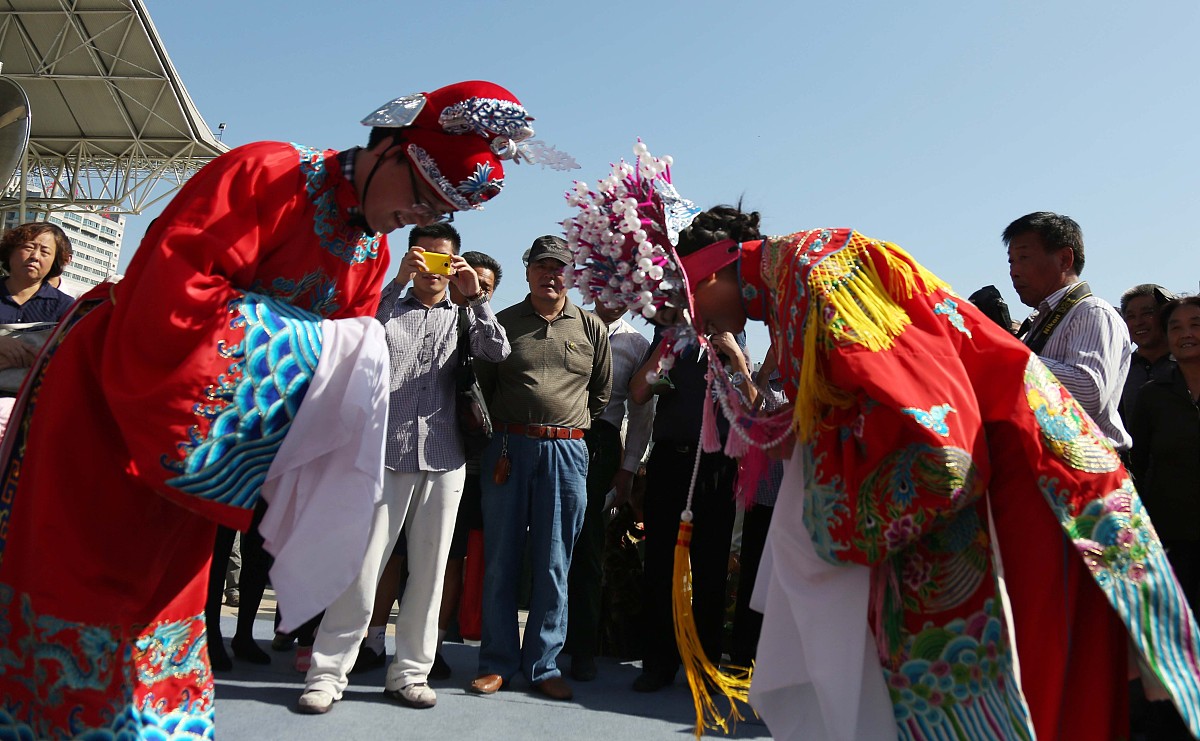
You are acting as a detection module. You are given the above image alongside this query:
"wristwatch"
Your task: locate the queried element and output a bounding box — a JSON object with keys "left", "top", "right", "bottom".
{"left": 465, "top": 291, "right": 489, "bottom": 307}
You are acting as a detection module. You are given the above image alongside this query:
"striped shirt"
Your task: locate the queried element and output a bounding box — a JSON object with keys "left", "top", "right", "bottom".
{"left": 597, "top": 317, "right": 654, "bottom": 473}
{"left": 1025, "top": 281, "right": 1132, "bottom": 450}
{"left": 375, "top": 281, "right": 510, "bottom": 472}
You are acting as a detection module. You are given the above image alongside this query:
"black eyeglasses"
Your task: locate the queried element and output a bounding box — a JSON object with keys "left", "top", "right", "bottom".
{"left": 407, "top": 163, "right": 454, "bottom": 225}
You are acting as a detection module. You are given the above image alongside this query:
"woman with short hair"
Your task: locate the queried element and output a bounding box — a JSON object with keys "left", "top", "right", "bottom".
{"left": 0, "top": 221, "right": 73, "bottom": 323}
{"left": 0, "top": 222, "right": 74, "bottom": 373}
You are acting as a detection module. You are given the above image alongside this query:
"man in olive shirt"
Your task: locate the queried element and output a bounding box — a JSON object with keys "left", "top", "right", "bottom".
{"left": 469, "top": 235, "right": 612, "bottom": 702}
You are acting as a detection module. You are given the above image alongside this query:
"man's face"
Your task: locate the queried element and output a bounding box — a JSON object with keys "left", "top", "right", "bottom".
{"left": 451, "top": 266, "right": 496, "bottom": 307}
{"left": 526, "top": 257, "right": 566, "bottom": 302}
{"left": 1007, "top": 232, "right": 1072, "bottom": 308}
{"left": 1123, "top": 295, "right": 1166, "bottom": 353}
{"left": 411, "top": 236, "right": 455, "bottom": 301}
{"left": 359, "top": 141, "right": 454, "bottom": 234}
{"left": 593, "top": 303, "right": 626, "bottom": 326}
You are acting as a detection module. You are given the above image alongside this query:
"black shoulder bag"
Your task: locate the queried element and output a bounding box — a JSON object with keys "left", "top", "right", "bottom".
{"left": 455, "top": 307, "right": 493, "bottom": 457}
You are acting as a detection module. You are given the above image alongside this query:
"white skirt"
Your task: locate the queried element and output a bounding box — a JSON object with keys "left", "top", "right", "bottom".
{"left": 748, "top": 447, "right": 896, "bottom": 740}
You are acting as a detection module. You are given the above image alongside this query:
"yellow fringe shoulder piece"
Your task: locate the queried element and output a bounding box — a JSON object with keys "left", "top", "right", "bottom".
{"left": 772, "top": 230, "right": 948, "bottom": 442}
{"left": 673, "top": 520, "right": 753, "bottom": 738}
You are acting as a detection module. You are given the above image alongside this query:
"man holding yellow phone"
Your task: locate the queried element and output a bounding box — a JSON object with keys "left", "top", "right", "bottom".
{"left": 301, "top": 223, "right": 509, "bottom": 714}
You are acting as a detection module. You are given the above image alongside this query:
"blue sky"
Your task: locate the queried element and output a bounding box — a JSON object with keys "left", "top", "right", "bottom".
{"left": 133, "top": 0, "right": 1199, "bottom": 360}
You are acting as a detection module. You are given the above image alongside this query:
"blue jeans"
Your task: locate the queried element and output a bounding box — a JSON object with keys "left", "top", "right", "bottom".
{"left": 478, "top": 432, "right": 588, "bottom": 683}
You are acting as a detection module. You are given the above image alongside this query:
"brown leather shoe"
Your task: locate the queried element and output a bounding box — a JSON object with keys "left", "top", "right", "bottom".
{"left": 532, "top": 676, "right": 574, "bottom": 701}
{"left": 468, "top": 673, "right": 505, "bottom": 695}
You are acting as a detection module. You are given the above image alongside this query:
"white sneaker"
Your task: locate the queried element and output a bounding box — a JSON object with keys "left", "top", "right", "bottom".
{"left": 386, "top": 682, "right": 437, "bottom": 709}
{"left": 297, "top": 689, "right": 335, "bottom": 715}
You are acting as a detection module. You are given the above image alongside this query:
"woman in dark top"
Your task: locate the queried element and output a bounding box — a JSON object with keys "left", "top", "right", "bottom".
{"left": 1130, "top": 296, "right": 1200, "bottom": 609}
{"left": 1129, "top": 294, "right": 1200, "bottom": 741}
{"left": 0, "top": 222, "right": 74, "bottom": 371}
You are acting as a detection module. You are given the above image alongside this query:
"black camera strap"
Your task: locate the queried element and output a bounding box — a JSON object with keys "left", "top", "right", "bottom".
{"left": 1022, "top": 281, "right": 1091, "bottom": 354}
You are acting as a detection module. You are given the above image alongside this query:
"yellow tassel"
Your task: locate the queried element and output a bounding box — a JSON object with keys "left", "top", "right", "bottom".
{"left": 789, "top": 235, "right": 948, "bottom": 442}
{"left": 673, "top": 520, "right": 753, "bottom": 738}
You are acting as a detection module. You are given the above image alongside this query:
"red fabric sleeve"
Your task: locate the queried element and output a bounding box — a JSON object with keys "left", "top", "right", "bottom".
{"left": 92, "top": 143, "right": 380, "bottom": 529}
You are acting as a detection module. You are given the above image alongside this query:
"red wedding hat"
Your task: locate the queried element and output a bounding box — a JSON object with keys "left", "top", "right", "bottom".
{"left": 362, "top": 80, "right": 576, "bottom": 211}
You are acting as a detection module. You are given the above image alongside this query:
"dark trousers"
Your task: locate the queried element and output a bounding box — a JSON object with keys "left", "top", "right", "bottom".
{"left": 274, "top": 609, "right": 324, "bottom": 647}
{"left": 640, "top": 444, "right": 736, "bottom": 677}
{"left": 730, "top": 503, "right": 773, "bottom": 667}
{"left": 566, "top": 420, "right": 622, "bottom": 659}
{"left": 206, "top": 500, "right": 270, "bottom": 644}
{"left": 1163, "top": 540, "right": 1200, "bottom": 612}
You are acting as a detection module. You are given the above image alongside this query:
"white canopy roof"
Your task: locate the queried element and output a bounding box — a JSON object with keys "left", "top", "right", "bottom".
{"left": 0, "top": 0, "right": 226, "bottom": 213}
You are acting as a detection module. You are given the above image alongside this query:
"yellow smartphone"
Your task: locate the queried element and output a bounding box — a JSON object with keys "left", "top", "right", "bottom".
{"left": 424, "top": 252, "right": 452, "bottom": 275}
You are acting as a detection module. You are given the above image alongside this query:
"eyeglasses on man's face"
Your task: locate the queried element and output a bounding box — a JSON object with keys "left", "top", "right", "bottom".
{"left": 406, "top": 161, "right": 454, "bottom": 225}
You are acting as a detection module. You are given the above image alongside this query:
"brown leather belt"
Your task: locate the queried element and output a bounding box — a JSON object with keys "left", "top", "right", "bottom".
{"left": 498, "top": 423, "right": 584, "bottom": 440}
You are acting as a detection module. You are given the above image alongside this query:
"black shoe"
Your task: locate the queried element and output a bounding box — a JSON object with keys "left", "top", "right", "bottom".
{"left": 632, "top": 669, "right": 675, "bottom": 693}
{"left": 351, "top": 645, "right": 386, "bottom": 674}
{"left": 208, "top": 639, "right": 233, "bottom": 672}
{"left": 230, "top": 636, "right": 271, "bottom": 665}
{"left": 271, "top": 633, "right": 296, "bottom": 652}
{"left": 570, "top": 655, "right": 597, "bottom": 682}
{"left": 429, "top": 652, "right": 452, "bottom": 681}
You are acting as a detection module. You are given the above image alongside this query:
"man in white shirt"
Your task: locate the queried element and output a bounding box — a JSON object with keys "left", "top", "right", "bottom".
{"left": 564, "top": 304, "right": 654, "bottom": 681}
{"left": 1005, "top": 211, "right": 1132, "bottom": 449}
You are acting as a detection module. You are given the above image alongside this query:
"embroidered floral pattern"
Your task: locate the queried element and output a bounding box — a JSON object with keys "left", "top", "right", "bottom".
{"left": 292, "top": 143, "right": 381, "bottom": 265}
{"left": 913, "top": 509, "right": 990, "bottom": 614}
{"left": 885, "top": 515, "right": 922, "bottom": 550}
{"left": 848, "top": 443, "right": 980, "bottom": 562}
{"left": 1040, "top": 477, "right": 1160, "bottom": 585}
{"left": 1024, "top": 355, "right": 1121, "bottom": 474}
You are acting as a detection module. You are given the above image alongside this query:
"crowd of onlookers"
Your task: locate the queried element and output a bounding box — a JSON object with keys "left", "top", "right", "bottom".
{"left": 185, "top": 224, "right": 789, "bottom": 716}
{"left": 1, "top": 210, "right": 1195, "bottom": 736}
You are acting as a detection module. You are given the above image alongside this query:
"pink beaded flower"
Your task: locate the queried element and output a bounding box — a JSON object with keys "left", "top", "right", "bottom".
{"left": 563, "top": 140, "right": 704, "bottom": 379}
{"left": 563, "top": 140, "right": 699, "bottom": 320}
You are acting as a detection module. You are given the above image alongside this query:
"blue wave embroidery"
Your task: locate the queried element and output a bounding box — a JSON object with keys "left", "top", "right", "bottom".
{"left": 164, "top": 293, "right": 323, "bottom": 510}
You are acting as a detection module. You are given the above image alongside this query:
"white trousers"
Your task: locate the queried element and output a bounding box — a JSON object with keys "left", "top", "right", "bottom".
{"left": 305, "top": 466, "right": 465, "bottom": 696}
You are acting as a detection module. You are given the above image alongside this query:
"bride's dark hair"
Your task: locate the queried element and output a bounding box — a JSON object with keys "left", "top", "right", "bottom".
{"left": 675, "top": 202, "right": 763, "bottom": 256}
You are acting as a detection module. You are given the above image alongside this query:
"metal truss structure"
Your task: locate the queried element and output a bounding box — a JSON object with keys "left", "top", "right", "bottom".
{"left": 0, "top": 0, "right": 226, "bottom": 215}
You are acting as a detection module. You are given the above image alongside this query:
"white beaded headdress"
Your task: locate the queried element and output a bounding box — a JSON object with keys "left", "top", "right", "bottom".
{"left": 563, "top": 140, "right": 701, "bottom": 376}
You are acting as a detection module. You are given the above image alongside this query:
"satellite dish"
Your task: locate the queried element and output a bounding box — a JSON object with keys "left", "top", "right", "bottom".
{"left": 0, "top": 77, "right": 30, "bottom": 189}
